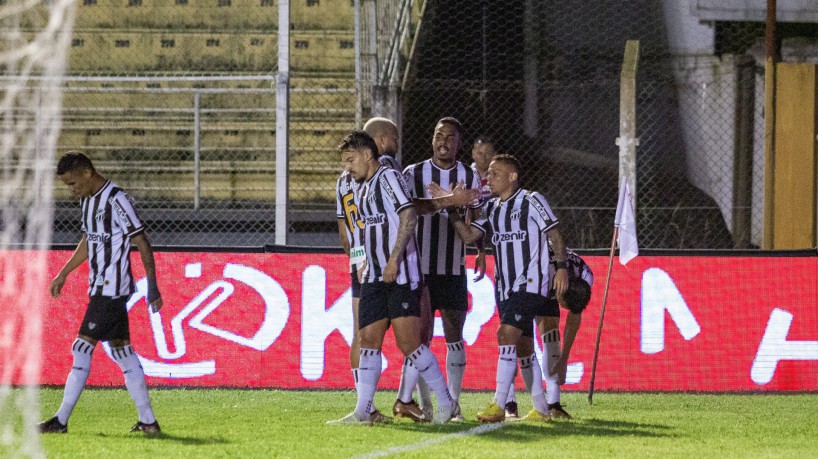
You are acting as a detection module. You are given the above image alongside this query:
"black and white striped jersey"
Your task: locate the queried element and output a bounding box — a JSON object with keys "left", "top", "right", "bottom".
{"left": 335, "top": 156, "right": 400, "bottom": 274}
{"left": 80, "top": 180, "right": 144, "bottom": 298}
{"left": 356, "top": 165, "right": 421, "bottom": 287}
{"left": 549, "top": 244, "right": 594, "bottom": 288}
{"left": 403, "top": 159, "right": 480, "bottom": 275}
{"left": 471, "top": 188, "right": 559, "bottom": 301}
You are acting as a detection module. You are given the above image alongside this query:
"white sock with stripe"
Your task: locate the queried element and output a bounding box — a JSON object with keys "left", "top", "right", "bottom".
{"left": 520, "top": 353, "right": 548, "bottom": 413}
{"left": 445, "top": 340, "right": 466, "bottom": 402}
{"left": 493, "top": 345, "right": 517, "bottom": 406}
{"left": 542, "top": 329, "right": 562, "bottom": 405}
{"left": 111, "top": 345, "right": 156, "bottom": 424}
{"left": 407, "top": 345, "right": 452, "bottom": 412}
{"left": 354, "top": 349, "right": 381, "bottom": 420}
{"left": 56, "top": 338, "right": 95, "bottom": 424}
{"left": 397, "top": 357, "right": 419, "bottom": 403}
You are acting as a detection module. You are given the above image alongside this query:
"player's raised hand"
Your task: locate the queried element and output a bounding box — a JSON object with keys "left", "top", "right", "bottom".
{"left": 426, "top": 181, "right": 450, "bottom": 198}
{"left": 49, "top": 274, "right": 66, "bottom": 298}
{"left": 450, "top": 181, "right": 479, "bottom": 207}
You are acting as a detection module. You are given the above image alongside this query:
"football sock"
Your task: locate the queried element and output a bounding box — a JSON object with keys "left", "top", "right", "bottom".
{"left": 506, "top": 383, "right": 517, "bottom": 405}
{"left": 56, "top": 338, "right": 94, "bottom": 424}
{"left": 494, "top": 345, "right": 517, "bottom": 406}
{"left": 397, "top": 357, "right": 419, "bottom": 403}
{"left": 355, "top": 348, "right": 381, "bottom": 420}
{"left": 542, "top": 329, "right": 562, "bottom": 405}
{"left": 417, "top": 376, "right": 433, "bottom": 414}
{"left": 520, "top": 353, "right": 548, "bottom": 414}
{"left": 408, "top": 345, "right": 452, "bottom": 411}
{"left": 445, "top": 340, "right": 466, "bottom": 402}
{"left": 111, "top": 345, "right": 156, "bottom": 424}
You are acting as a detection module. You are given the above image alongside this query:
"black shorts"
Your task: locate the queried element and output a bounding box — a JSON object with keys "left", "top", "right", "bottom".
{"left": 78, "top": 295, "right": 130, "bottom": 341}
{"left": 498, "top": 292, "right": 558, "bottom": 337}
{"left": 350, "top": 271, "right": 362, "bottom": 299}
{"left": 425, "top": 274, "right": 468, "bottom": 312}
{"left": 358, "top": 282, "right": 421, "bottom": 329}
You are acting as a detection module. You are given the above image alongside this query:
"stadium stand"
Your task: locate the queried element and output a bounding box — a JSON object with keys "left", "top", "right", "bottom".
{"left": 48, "top": 0, "right": 357, "bottom": 228}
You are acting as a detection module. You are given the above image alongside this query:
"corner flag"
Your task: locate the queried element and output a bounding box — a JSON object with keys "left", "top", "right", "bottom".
{"left": 614, "top": 179, "right": 638, "bottom": 265}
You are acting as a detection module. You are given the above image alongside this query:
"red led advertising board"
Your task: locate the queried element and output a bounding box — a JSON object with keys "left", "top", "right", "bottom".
{"left": 11, "top": 250, "right": 818, "bottom": 391}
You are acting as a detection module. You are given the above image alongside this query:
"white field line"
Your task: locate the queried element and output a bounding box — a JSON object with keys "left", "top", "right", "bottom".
{"left": 351, "top": 422, "right": 508, "bottom": 459}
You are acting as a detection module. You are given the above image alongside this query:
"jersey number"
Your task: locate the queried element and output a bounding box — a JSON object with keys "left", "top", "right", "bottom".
{"left": 343, "top": 192, "right": 364, "bottom": 231}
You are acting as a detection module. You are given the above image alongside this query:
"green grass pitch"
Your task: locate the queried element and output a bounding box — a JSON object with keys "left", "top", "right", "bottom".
{"left": 31, "top": 388, "right": 818, "bottom": 458}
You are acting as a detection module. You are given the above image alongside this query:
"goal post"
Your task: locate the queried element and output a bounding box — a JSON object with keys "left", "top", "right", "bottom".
{"left": 0, "top": 1, "right": 76, "bottom": 457}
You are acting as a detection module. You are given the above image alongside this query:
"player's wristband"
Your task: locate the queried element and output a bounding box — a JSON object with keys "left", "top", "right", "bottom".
{"left": 554, "top": 261, "right": 568, "bottom": 271}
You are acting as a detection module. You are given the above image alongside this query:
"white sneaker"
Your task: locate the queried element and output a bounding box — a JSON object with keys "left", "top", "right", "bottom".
{"left": 326, "top": 412, "right": 373, "bottom": 426}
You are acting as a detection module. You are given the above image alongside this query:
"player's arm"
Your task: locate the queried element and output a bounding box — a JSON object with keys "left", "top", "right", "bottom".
{"left": 547, "top": 226, "right": 569, "bottom": 298}
{"left": 131, "top": 232, "right": 163, "bottom": 313}
{"left": 337, "top": 219, "right": 350, "bottom": 256}
{"left": 413, "top": 181, "right": 478, "bottom": 215}
{"left": 50, "top": 234, "right": 89, "bottom": 298}
{"left": 383, "top": 205, "right": 417, "bottom": 283}
{"left": 550, "top": 311, "right": 581, "bottom": 385}
{"left": 447, "top": 208, "right": 484, "bottom": 245}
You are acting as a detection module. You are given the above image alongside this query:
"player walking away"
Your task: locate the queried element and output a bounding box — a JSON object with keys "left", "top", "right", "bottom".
{"left": 39, "top": 152, "right": 162, "bottom": 434}
{"left": 328, "top": 131, "right": 461, "bottom": 426}
{"left": 334, "top": 117, "right": 402, "bottom": 424}
{"left": 446, "top": 154, "right": 570, "bottom": 423}
{"left": 401, "top": 117, "right": 482, "bottom": 421}
{"left": 470, "top": 134, "right": 497, "bottom": 206}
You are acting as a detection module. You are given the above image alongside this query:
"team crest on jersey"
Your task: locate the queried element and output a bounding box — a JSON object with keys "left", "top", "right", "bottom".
{"left": 95, "top": 209, "right": 105, "bottom": 221}
{"left": 510, "top": 209, "right": 521, "bottom": 220}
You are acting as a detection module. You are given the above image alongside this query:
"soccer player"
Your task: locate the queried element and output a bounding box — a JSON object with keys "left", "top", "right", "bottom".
{"left": 402, "top": 117, "right": 481, "bottom": 421}
{"left": 39, "top": 152, "right": 162, "bottom": 434}
{"left": 328, "top": 131, "right": 460, "bottom": 425}
{"left": 446, "top": 154, "right": 570, "bottom": 423}
{"left": 534, "top": 245, "right": 593, "bottom": 419}
{"left": 334, "top": 117, "right": 402, "bottom": 423}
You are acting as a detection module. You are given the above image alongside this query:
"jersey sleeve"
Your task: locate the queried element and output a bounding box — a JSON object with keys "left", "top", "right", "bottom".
{"left": 527, "top": 191, "right": 559, "bottom": 232}
{"left": 110, "top": 191, "right": 144, "bottom": 237}
{"left": 382, "top": 169, "right": 414, "bottom": 213}
{"left": 402, "top": 164, "right": 419, "bottom": 199}
{"left": 379, "top": 155, "right": 401, "bottom": 171}
{"left": 470, "top": 201, "right": 492, "bottom": 235}
{"left": 335, "top": 175, "right": 345, "bottom": 219}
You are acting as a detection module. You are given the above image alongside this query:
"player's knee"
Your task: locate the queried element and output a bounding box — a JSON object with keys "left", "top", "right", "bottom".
{"left": 70, "top": 337, "right": 95, "bottom": 371}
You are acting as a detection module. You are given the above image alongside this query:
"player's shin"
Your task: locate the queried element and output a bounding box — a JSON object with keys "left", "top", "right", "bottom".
{"left": 407, "top": 345, "right": 452, "bottom": 411}
{"left": 397, "top": 357, "right": 419, "bottom": 403}
{"left": 493, "top": 345, "right": 517, "bottom": 406}
{"left": 355, "top": 349, "right": 382, "bottom": 420}
{"left": 520, "top": 354, "right": 548, "bottom": 414}
{"left": 56, "top": 338, "right": 95, "bottom": 424}
{"left": 111, "top": 345, "right": 156, "bottom": 424}
{"left": 541, "top": 329, "right": 561, "bottom": 404}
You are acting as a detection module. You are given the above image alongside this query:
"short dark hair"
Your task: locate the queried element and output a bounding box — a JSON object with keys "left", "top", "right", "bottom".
{"left": 56, "top": 151, "right": 95, "bottom": 175}
{"left": 338, "top": 130, "right": 379, "bottom": 159}
{"left": 437, "top": 117, "right": 463, "bottom": 137}
{"left": 474, "top": 134, "right": 494, "bottom": 147}
{"left": 563, "top": 277, "right": 591, "bottom": 314}
{"left": 491, "top": 154, "right": 521, "bottom": 175}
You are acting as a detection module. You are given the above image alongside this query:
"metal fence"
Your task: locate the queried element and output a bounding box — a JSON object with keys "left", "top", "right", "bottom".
{"left": 5, "top": 0, "right": 796, "bottom": 249}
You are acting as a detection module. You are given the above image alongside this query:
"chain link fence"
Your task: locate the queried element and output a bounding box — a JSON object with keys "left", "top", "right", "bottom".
{"left": 7, "top": 0, "right": 813, "bottom": 249}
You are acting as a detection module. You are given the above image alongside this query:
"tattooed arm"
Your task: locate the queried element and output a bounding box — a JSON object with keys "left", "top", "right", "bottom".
{"left": 383, "top": 205, "right": 418, "bottom": 283}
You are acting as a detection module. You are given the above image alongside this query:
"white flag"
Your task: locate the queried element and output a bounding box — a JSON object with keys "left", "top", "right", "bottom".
{"left": 615, "top": 179, "right": 638, "bottom": 265}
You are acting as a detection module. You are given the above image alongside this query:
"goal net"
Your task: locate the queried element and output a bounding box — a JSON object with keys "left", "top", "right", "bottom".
{"left": 1, "top": 1, "right": 75, "bottom": 457}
